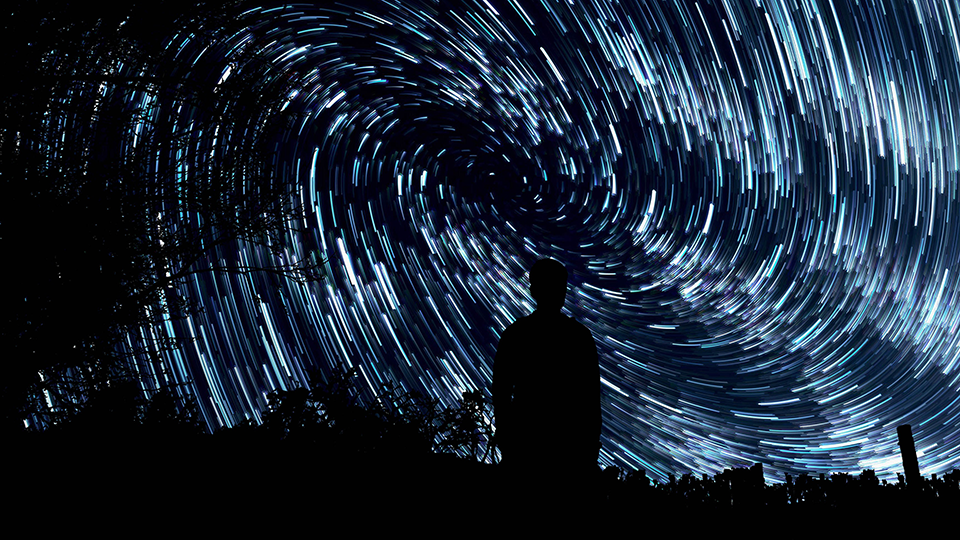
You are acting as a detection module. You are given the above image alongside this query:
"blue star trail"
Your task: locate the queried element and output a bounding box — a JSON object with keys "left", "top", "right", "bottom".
{"left": 111, "top": 0, "right": 960, "bottom": 482}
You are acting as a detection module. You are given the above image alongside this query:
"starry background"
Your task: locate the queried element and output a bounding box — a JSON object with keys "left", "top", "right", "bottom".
{"left": 88, "top": 0, "right": 960, "bottom": 482}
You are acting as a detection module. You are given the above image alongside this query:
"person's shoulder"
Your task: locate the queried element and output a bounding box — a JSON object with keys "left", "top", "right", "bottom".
{"left": 511, "top": 313, "right": 539, "bottom": 326}
{"left": 501, "top": 315, "right": 534, "bottom": 337}
{"left": 562, "top": 315, "right": 588, "bottom": 330}
{"left": 565, "top": 316, "right": 596, "bottom": 340}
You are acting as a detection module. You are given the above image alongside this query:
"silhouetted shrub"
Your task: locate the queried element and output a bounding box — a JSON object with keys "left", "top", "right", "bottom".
{"left": 436, "top": 389, "right": 493, "bottom": 460}
{"left": 258, "top": 367, "right": 494, "bottom": 460}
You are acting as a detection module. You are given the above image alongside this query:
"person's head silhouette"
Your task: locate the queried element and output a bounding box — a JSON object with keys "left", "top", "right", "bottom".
{"left": 529, "top": 258, "right": 567, "bottom": 312}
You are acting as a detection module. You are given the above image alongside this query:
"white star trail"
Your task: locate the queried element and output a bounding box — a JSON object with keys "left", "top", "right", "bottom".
{"left": 45, "top": 0, "right": 960, "bottom": 482}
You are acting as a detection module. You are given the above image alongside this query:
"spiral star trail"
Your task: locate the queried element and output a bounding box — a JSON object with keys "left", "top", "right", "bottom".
{"left": 101, "top": 0, "right": 960, "bottom": 482}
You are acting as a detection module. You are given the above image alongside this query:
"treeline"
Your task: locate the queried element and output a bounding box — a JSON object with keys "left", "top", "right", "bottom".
{"left": 241, "top": 367, "right": 495, "bottom": 461}
{"left": 18, "top": 364, "right": 959, "bottom": 506}
{"left": 9, "top": 367, "right": 959, "bottom": 529}
{"left": 13, "top": 366, "right": 495, "bottom": 461}
{"left": 9, "top": 367, "right": 497, "bottom": 529}
{"left": 599, "top": 463, "right": 960, "bottom": 514}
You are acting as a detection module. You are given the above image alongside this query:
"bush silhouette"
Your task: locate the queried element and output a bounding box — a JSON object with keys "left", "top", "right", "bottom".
{"left": 40, "top": 376, "right": 203, "bottom": 443}
{"left": 259, "top": 367, "right": 493, "bottom": 460}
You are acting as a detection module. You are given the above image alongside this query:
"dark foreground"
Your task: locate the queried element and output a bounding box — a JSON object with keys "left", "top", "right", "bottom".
{"left": 8, "top": 434, "right": 957, "bottom": 535}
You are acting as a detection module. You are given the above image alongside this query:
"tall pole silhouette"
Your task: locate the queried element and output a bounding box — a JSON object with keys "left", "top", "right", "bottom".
{"left": 897, "top": 424, "right": 921, "bottom": 486}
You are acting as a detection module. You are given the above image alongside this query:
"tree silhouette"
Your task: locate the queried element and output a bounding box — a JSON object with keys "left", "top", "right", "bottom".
{"left": 436, "top": 389, "right": 495, "bottom": 461}
{"left": 2, "top": 1, "right": 324, "bottom": 433}
{"left": 257, "top": 367, "right": 495, "bottom": 461}
{"left": 38, "top": 372, "right": 203, "bottom": 443}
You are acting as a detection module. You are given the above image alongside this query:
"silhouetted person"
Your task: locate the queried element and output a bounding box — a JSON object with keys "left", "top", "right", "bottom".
{"left": 492, "top": 258, "right": 601, "bottom": 507}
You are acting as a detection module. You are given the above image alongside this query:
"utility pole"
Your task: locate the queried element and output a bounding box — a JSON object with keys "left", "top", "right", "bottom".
{"left": 897, "top": 424, "right": 922, "bottom": 486}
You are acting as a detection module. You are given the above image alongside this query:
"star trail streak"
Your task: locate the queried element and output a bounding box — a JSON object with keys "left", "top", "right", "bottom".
{"left": 113, "top": 0, "right": 960, "bottom": 482}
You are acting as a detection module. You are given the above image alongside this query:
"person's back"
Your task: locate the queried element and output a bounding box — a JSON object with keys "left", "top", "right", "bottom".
{"left": 493, "top": 259, "right": 600, "bottom": 473}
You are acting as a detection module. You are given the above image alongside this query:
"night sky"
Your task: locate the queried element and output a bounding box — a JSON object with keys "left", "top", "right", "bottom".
{"left": 100, "top": 0, "right": 960, "bottom": 482}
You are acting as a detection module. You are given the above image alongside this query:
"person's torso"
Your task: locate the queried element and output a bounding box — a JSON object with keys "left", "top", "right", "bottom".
{"left": 507, "top": 312, "right": 593, "bottom": 433}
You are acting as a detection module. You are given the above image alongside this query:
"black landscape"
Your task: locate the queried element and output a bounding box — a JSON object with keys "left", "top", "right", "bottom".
{"left": 4, "top": 0, "right": 960, "bottom": 530}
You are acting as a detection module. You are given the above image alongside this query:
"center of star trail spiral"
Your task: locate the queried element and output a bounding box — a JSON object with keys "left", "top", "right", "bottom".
{"left": 125, "top": 0, "right": 960, "bottom": 481}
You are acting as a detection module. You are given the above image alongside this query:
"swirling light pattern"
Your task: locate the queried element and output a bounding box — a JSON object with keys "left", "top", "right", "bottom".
{"left": 117, "top": 0, "right": 960, "bottom": 482}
